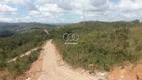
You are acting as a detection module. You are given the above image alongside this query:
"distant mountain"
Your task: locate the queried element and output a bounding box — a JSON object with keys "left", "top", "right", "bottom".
{"left": 0, "top": 22, "right": 55, "bottom": 27}
{"left": 50, "top": 23, "right": 72, "bottom": 26}
{"left": 0, "top": 22, "right": 56, "bottom": 31}
{"left": 0, "top": 22, "right": 56, "bottom": 37}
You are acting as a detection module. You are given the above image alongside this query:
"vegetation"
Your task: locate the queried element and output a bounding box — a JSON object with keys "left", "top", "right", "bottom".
{"left": 0, "top": 28, "right": 49, "bottom": 71}
{"left": 0, "top": 48, "right": 42, "bottom": 80}
{"left": 7, "top": 48, "right": 41, "bottom": 74}
{"left": 52, "top": 21, "right": 142, "bottom": 71}
{"left": 0, "top": 27, "right": 51, "bottom": 79}
{"left": 0, "top": 30, "right": 15, "bottom": 37}
{"left": 1, "top": 21, "right": 142, "bottom": 78}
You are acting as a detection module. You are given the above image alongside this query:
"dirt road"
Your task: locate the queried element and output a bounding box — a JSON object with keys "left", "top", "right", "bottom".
{"left": 8, "top": 48, "right": 38, "bottom": 63}
{"left": 38, "top": 40, "right": 107, "bottom": 80}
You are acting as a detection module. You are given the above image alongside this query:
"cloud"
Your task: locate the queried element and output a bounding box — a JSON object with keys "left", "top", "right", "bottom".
{"left": 29, "top": 10, "right": 41, "bottom": 15}
{"left": 90, "top": 0, "right": 108, "bottom": 7}
{"left": 0, "top": 16, "right": 12, "bottom": 22}
{"left": 38, "top": 3, "right": 64, "bottom": 13}
{"left": 11, "top": 0, "right": 37, "bottom": 11}
{"left": 0, "top": 4, "right": 17, "bottom": 12}
{"left": 1, "top": 0, "right": 142, "bottom": 23}
{"left": 56, "top": 0, "right": 73, "bottom": 10}
{"left": 118, "top": 0, "right": 141, "bottom": 11}
{"left": 0, "top": 4, "right": 17, "bottom": 16}
{"left": 37, "top": 0, "right": 73, "bottom": 10}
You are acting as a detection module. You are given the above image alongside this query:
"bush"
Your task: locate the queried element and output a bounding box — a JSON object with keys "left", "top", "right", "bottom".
{"left": 7, "top": 48, "right": 41, "bottom": 74}
{"left": 53, "top": 21, "right": 142, "bottom": 71}
{"left": 0, "top": 29, "right": 48, "bottom": 71}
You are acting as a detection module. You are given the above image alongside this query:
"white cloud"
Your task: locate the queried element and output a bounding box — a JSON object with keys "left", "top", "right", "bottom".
{"left": 0, "top": 4, "right": 17, "bottom": 12}
{"left": 118, "top": 0, "right": 141, "bottom": 11}
{"left": 38, "top": 4, "right": 64, "bottom": 13}
{"left": 29, "top": 10, "right": 41, "bottom": 15}
{"left": 37, "top": 0, "right": 73, "bottom": 10}
{"left": 11, "top": 0, "right": 37, "bottom": 11}
{"left": 56, "top": 0, "right": 73, "bottom": 10}
{"left": 90, "top": 0, "right": 108, "bottom": 7}
{"left": 1, "top": 0, "right": 142, "bottom": 23}
{"left": 0, "top": 16, "right": 12, "bottom": 22}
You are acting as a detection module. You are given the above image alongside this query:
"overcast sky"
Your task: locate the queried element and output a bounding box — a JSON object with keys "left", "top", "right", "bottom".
{"left": 0, "top": 0, "right": 142, "bottom": 23}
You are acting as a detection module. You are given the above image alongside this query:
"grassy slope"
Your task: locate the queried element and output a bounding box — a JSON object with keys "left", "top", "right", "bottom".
{"left": 52, "top": 21, "right": 142, "bottom": 71}
{"left": 0, "top": 28, "right": 51, "bottom": 79}
{"left": 0, "top": 28, "right": 49, "bottom": 72}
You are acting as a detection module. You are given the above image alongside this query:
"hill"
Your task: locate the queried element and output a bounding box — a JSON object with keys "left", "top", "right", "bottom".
{"left": 0, "top": 22, "right": 56, "bottom": 37}
{"left": 52, "top": 21, "right": 142, "bottom": 71}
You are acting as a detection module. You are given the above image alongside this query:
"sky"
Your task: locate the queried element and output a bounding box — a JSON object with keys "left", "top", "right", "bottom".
{"left": 0, "top": 0, "right": 142, "bottom": 23}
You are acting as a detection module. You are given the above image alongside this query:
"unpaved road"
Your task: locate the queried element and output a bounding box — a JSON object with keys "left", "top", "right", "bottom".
{"left": 38, "top": 40, "right": 107, "bottom": 80}
{"left": 8, "top": 48, "right": 38, "bottom": 63}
